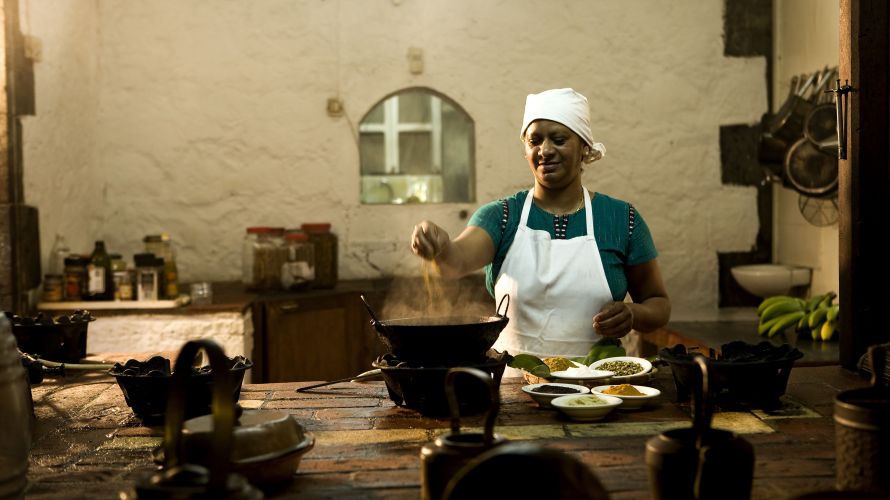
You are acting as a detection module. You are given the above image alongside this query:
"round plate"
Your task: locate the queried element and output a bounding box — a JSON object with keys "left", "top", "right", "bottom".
{"left": 589, "top": 356, "right": 653, "bottom": 380}
{"left": 521, "top": 383, "right": 589, "bottom": 408}
{"left": 548, "top": 367, "right": 614, "bottom": 380}
{"left": 591, "top": 384, "right": 661, "bottom": 410}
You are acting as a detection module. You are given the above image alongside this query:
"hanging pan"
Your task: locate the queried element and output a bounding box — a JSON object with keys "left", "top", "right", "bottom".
{"left": 784, "top": 137, "right": 838, "bottom": 198}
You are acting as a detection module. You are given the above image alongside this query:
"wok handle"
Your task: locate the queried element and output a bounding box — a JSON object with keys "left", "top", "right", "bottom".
{"left": 359, "top": 294, "right": 382, "bottom": 324}
{"left": 496, "top": 294, "right": 510, "bottom": 317}
{"left": 692, "top": 355, "right": 712, "bottom": 448}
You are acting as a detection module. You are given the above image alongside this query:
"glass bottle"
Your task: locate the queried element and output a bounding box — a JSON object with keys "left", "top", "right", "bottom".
{"left": 281, "top": 231, "right": 315, "bottom": 290}
{"left": 48, "top": 233, "right": 70, "bottom": 276}
{"left": 144, "top": 234, "right": 179, "bottom": 299}
{"left": 302, "top": 223, "right": 338, "bottom": 288}
{"left": 242, "top": 227, "right": 266, "bottom": 289}
{"left": 134, "top": 253, "right": 162, "bottom": 301}
{"left": 85, "top": 241, "right": 113, "bottom": 301}
{"left": 110, "top": 254, "right": 132, "bottom": 301}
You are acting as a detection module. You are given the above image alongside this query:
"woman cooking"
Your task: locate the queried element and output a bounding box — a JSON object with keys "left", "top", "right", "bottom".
{"left": 410, "top": 88, "right": 671, "bottom": 363}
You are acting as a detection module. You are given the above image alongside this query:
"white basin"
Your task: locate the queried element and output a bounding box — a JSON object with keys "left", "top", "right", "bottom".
{"left": 730, "top": 264, "right": 811, "bottom": 298}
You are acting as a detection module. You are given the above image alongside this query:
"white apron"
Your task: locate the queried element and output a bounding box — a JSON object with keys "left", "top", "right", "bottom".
{"left": 493, "top": 188, "right": 613, "bottom": 360}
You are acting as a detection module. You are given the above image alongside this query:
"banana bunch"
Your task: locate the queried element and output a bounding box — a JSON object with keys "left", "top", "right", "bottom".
{"left": 756, "top": 292, "right": 839, "bottom": 340}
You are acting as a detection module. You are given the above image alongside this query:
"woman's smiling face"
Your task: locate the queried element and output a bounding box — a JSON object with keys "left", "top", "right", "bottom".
{"left": 523, "top": 120, "right": 586, "bottom": 190}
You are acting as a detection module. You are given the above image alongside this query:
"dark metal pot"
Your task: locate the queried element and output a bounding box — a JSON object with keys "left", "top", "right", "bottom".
{"left": 420, "top": 367, "right": 506, "bottom": 500}
{"left": 362, "top": 295, "right": 509, "bottom": 364}
{"left": 834, "top": 345, "right": 890, "bottom": 493}
{"left": 646, "top": 356, "right": 754, "bottom": 500}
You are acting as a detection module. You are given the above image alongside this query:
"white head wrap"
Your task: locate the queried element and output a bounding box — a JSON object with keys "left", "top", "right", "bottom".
{"left": 520, "top": 88, "right": 606, "bottom": 161}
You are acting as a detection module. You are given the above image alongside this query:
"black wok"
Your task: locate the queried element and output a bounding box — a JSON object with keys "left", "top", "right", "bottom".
{"left": 361, "top": 295, "right": 510, "bottom": 364}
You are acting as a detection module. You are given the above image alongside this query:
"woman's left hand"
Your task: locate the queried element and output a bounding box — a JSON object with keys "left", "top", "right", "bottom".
{"left": 593, "top": 302, "right": 634, "bottom": 339}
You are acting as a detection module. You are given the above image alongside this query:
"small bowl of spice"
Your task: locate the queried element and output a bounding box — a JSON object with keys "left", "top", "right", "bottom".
{"left": 589, "top": 356, "right": 653, "bottom": 382}
{"left": 551, "top": 393, "right": 623, "bottom": 421}
{"left": 591, "top": 384, "right": 661, "bottom": 410}
{"left": 522, "top": 383, "right": 589, "bottom": 408}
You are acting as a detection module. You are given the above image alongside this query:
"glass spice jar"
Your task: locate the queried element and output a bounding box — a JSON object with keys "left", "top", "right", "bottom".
{"left": 63, "top": 255, "right": 88, "bottom": 301}
{"left": 301, "top": 223, "right": 337, "bottom": 289}
{"left": 280, "top": 231, "right": 315, "bottom": 291}
{"left": 243, "top": 227, "right": 287, "bottom": 291}
{"left": 42, "top": 274, "right": 64, "bottom": 302}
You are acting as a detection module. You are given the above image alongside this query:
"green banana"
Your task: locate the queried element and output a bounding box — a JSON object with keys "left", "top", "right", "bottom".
{"left": 808, "top": 306, "right": 830, "bottom": 330}
{"left": 796, "top": 313, "right": 809, "bottom": 332}
{"left": 768, "top": 311, "right": 806, "bottom": 338}
{"left": 820, "top": 320, "right": 838, "bottom": 341}
{"left": 805, "top": 293, "right": 827, "bottom": 312}
{"left": 818, "top": 292, "right": 837, "bottom": 309}
{"left": 758, "top": 314, "right": 785, "bottom": 336}
{"left": 760, "top": 299, "right": 805, "bottom": 324}
{"left": 827, "top": 304, "right": 840, "bottom": 322}
{"left": 757, "top": 295, "right": 796, "bottom": 316}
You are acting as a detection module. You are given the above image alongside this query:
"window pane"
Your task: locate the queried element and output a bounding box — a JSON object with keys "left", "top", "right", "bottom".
{"left": 365, "top": 103, "right": 384, "bottom": 124}
{"left": 398, "top": 91, "right": 430, "bottom": 123}
{"left": 399, "top": 132, "right": 431, "bottom": 174}
{"left": 359, "top": 133, "right": 386, "bottom": 174}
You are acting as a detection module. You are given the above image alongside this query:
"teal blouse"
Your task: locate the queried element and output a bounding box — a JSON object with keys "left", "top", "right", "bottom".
{"left": 469, "top": 190, "right": 658, "bottom": 300}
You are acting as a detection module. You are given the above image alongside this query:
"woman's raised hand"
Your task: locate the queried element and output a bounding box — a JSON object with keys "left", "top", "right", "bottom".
{"left": 411, "top": 221, "right": 451, "bottom": 260}
{"left": 593, "top": 302, "right": 635, "bottom": 339}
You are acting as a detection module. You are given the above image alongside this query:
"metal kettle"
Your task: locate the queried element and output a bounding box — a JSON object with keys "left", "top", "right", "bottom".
{"left": 128, "top": 339, "right": 262, "bottom": 500}
{"left": 420, "top": 367, "right": 507, "bottom": 500}
{"left": 0, "top": 315, "right": 32, "bottom": 499}
{"left": 645, "top": 356, "right": 755, "bottom": 500}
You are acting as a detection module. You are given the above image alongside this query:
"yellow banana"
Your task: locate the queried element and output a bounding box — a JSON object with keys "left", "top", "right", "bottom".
{"left": 768, "top": 311, "right": 806, "bottom": 338}
{"left": 820, "top": 320, "right": 838, "bottom": 341}
{"left": 827, "top": 304, "right": 840, "bottom": 322}
{"left": 761, "top": 299, "right": 805, "bottom": 324}
{"left": 757, "top": 295, "right": 796, "bottom": 316}
{"left": 808, "top": 306, "right": 829, "bottom": 330}
{"left": 811, "top": 322, "right": 821, "bottom": 340}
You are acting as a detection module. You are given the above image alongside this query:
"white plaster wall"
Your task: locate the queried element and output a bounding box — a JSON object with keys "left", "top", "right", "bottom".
{"left": 22, "top": 0, "right": 768, "bottom": 320}
{"left": 20, "top": 0, "right": 101, "bottom": 263}
{"left": 773, "top": 0, "right": 840, "bottom": 297}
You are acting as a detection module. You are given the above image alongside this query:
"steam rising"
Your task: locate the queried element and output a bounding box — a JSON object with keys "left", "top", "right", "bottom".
{"left": 379, "top": 261, "right": 494, "bottom": 320}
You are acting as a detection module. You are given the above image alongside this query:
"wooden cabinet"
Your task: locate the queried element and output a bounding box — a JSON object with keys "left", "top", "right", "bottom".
{"left": 253, "top": 291, "right": 385, "bottom": 382}
{"left": 250, "top": 276, "right": 493, "bottom": 382}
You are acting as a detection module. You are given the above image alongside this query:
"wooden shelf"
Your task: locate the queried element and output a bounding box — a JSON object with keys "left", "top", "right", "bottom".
{"left": 38, "top": 295, "right": 191, "bottom": 310}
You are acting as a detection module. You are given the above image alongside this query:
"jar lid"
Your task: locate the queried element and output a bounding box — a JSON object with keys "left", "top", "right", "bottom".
{"left": 269, "top": 227, "right": 286, "bottom": 236}
{"left": 143, "top": 235, "right": 163, "bottom": 243}
{"left": 246, "top": 226, "right": 273, "bottom": 234}
{"left": 109, "top": 253, "right": 123, "bottom": 260}
{"left": 301, "top": 223, "right": 331, "bottom": 233}
{"left": 285, "top": 232, "right": 309, "bottom": 241}
{"left": 134, "top": 253, "right": 164, "bottom": 267}
{"left": 64, "top": 255, "right": 85, "bottom": 265}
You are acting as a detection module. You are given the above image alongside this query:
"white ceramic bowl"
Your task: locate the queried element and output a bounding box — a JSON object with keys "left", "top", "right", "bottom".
{"left": 521, "top": 383, "right": 589, "bottom": 408}
{"left": 589, "top": 356, "right": 653, "bottom": 381}
{"left": 591, "top": 384, "right": 661, "bottom": 410}
{"left": 548, "top": 366, "right": 615, "bottom": 388}
{"left": 550, "top": 393, "right": 623, "bottom": 421}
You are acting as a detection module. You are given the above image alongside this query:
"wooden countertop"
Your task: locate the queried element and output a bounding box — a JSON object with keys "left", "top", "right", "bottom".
{"left": 25, "top": 363, "right": 869, "bottom": 499}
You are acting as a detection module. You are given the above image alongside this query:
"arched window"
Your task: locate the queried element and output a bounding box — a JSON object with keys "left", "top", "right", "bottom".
{"left": 359, "top": 88, "right": 475, "bottom": 204}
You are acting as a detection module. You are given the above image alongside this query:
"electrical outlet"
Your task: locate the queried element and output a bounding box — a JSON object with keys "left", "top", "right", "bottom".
{"left": 326, "top": 97, "right": 343, "bottom": 117}
{"left": 407, "top": 47, "right": 423, "bottom": 75}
